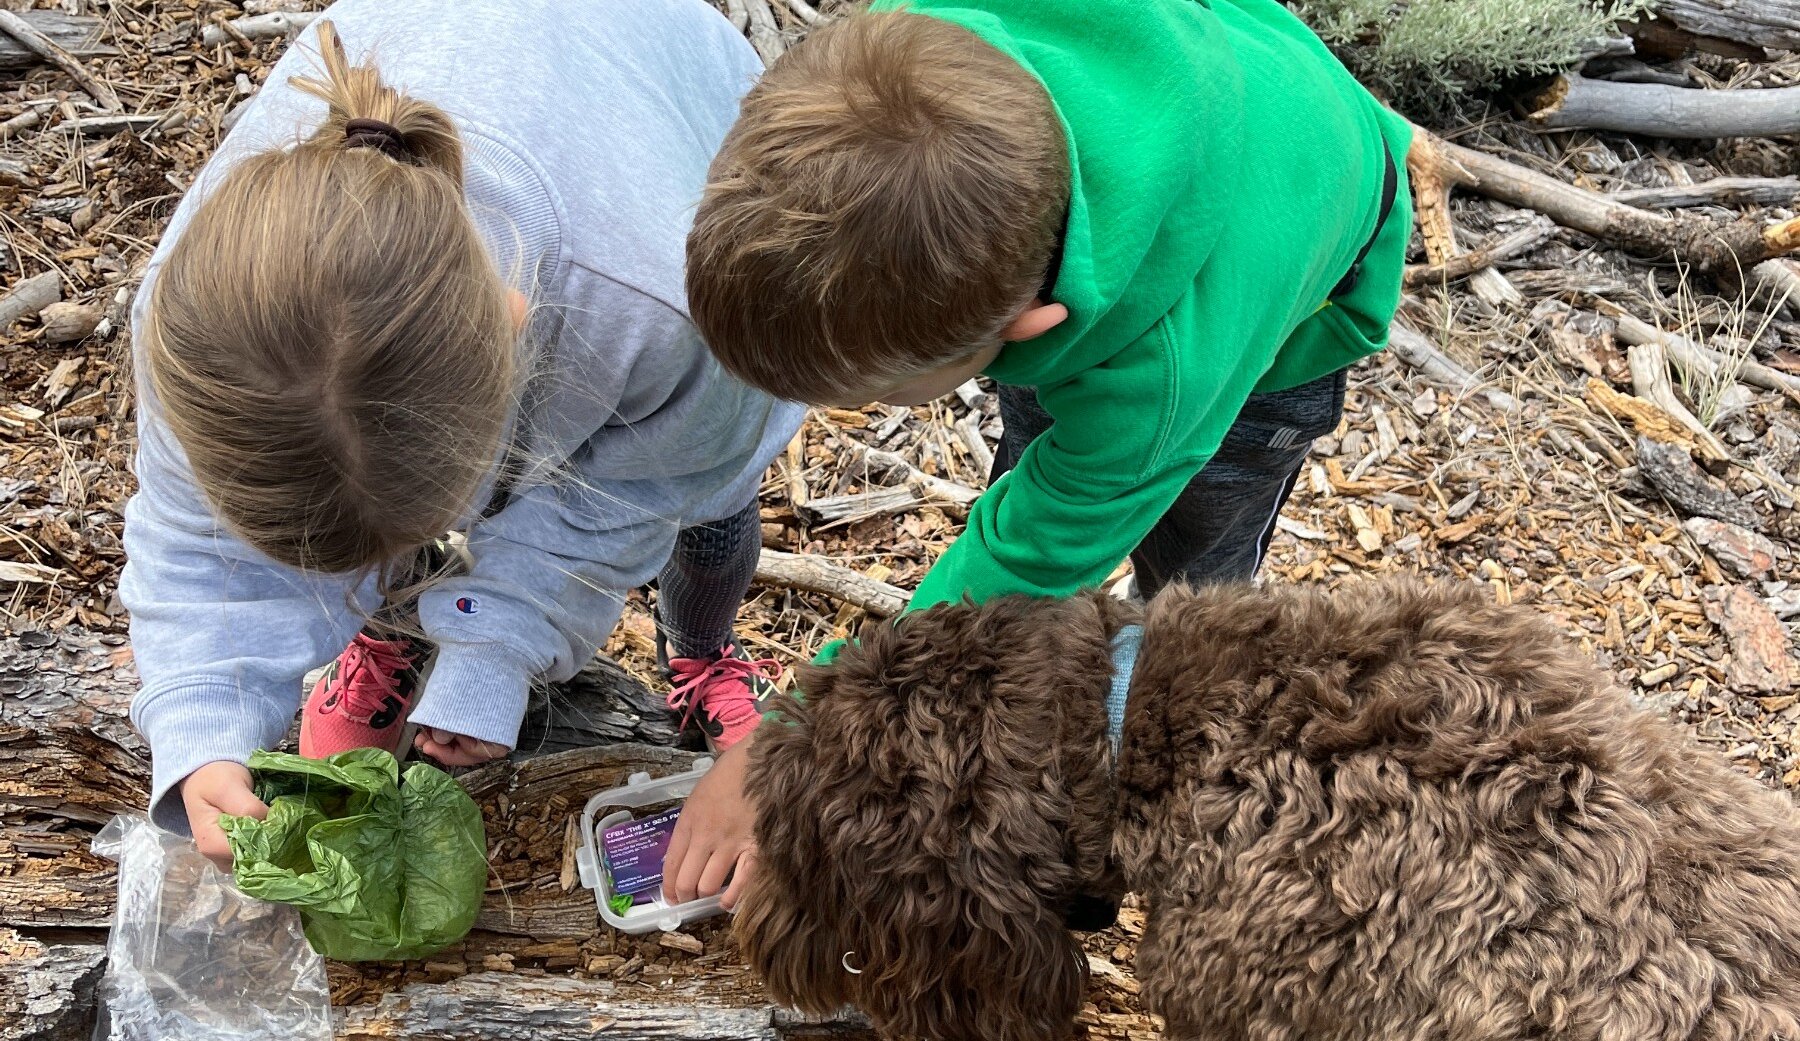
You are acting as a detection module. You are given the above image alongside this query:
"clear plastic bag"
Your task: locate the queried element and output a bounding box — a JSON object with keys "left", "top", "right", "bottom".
{"left": 90, "top": 815, "right": 333, "bottom": 1041}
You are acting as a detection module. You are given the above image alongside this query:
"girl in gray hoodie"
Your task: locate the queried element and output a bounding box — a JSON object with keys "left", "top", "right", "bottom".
{"left": 122, "top": 0, "right": 800, "bottom": 864}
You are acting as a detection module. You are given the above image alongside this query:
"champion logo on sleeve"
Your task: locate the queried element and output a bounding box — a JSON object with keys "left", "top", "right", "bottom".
{"left": 455, "top": 596, "right": 479, "bottom": 615}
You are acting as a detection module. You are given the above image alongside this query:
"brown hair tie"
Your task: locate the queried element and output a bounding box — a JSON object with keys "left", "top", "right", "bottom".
{"left": 343, "top": 117, "right": 411, "bottom": 163}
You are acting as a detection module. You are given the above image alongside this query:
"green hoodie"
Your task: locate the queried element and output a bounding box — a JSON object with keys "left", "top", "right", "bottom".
{"left": 873, "top": 0, "right": 1414, "bottom": 613}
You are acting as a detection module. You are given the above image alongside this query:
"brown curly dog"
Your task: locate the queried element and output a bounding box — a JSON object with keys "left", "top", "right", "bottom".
{"left": 736, "top": 578, "right": 1800, "bottom": 1041}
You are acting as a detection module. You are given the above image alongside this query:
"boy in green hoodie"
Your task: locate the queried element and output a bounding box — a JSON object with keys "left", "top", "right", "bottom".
{"left": 661, "top": 0, "right": 1413, "bottom": 907}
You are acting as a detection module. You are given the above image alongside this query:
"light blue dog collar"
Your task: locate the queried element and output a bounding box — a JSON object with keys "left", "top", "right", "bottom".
{"left": 1106, "top": 624, "right": 1143, "bottom": 756}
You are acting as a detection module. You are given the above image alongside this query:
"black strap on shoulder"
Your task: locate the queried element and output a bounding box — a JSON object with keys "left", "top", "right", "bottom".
{"left": 1330, "top": 146, "right": 1400, "bottom": 300}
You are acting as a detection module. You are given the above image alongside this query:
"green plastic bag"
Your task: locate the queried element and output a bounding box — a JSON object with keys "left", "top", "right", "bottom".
{"left": 220, "top": 748, "right": 487, "bottom": 962}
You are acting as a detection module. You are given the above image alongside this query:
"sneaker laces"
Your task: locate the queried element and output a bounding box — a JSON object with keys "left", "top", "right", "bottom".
{"left": 666, "top": 646, "right": 781, "bottom": 731}
{"left": 334, "top": 635, "right": 414, "bottom": 720}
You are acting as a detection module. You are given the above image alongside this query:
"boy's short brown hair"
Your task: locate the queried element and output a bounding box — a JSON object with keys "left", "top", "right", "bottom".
{"left": 686, "top": 11, "right": 1069, "bottom": 404}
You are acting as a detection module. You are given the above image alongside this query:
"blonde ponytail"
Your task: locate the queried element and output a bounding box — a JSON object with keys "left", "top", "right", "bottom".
{"left": 293, "top": 20, "right": 464, "bottom": 180}
{"left": 141, "top": 19, "right": 517, "bottom": 575}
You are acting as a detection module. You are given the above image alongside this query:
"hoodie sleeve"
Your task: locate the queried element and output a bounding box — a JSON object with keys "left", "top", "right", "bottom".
{"left": 908, "top": 314, "right": 1244, "bottom": 613}
{"left": 122, "top": 390, "right": 376, "bottom": 835}
{"left": 408, "top": 273, "right": 798, "bottom": 749}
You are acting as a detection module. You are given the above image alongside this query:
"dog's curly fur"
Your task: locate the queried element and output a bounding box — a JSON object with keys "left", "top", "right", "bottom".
{"left": 739, "top": 578, "right": 1800, "bottom": 1041}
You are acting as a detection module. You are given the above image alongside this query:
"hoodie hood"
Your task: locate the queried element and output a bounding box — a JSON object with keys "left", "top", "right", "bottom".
{"left": 871, "top": 0, "right": 1247, "bottom": 387}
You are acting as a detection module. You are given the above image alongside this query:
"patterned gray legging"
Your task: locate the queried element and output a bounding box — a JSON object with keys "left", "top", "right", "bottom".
{"left": 655, "top": 500, "right": 762, "bottom": 660}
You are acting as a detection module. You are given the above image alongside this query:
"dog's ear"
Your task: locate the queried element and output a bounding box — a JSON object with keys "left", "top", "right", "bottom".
{"left": 740, "top": 596, "right": 1113, "bottom": 1041}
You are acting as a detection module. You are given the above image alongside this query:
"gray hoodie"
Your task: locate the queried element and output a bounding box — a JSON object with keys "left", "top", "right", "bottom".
{"left": 120, "top": 0, "right": 800, "bottom": 830}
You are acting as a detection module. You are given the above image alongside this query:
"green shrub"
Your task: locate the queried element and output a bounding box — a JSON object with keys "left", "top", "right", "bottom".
{"left": 1290, "top": 0, "right": 1657, "bottom": 116}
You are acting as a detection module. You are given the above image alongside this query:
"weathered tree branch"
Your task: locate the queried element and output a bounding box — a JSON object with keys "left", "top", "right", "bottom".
{"left": 1414, "top": 126, "right": 1800, "bottom": 284}
{"left": 1531, "top": 75, "right": 1800, "bottom": 139}
{"left": 0, "top": 272, "right": 63, "bottom": 330}
{"left": 1403, "top": 217, "right": 1555, "bottom": 287}
{"left": 0, "top": 10, "right": 115, "bottom": 72}
{"left": 1387, "top": 319, "right": 1522, "bottom": 413}
{"left": 0, "top": 10, "right": 118, "bottom": 111}
{"left": 1647, "top": 0, "right": 1800, "bottom": 53}
{"left": 1605, "top": 306, "right": 1800, "bottom": 402}
{"left": 1611, "top": 176, "right": 1799, "bottom": 210}
{"left": 741, "top": 0, "right": 786, "bottom": 63}
{"left": 200, "top": 11, "right": 318, "bottom": 46}
{"left": 847, "top": 442, "right": 981, "bottom": 507}
{"left": 1406, "top": 133, "right": 1521, "bottom": 307}
{"left": 756, "top": 549, "right": 910, "bottom": 616}
{"left": 1626, "top": 341, "right": 1730, "bottom": 460}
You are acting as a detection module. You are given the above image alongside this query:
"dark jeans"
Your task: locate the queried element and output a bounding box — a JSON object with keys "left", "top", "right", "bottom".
{"left": 990, "top": 368, "right": 1347, "bottom": 599}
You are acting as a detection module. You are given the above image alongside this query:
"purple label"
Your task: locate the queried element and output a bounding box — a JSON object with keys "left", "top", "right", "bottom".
{"left": 601, "top": 807, "right": 681, "bottom": 899}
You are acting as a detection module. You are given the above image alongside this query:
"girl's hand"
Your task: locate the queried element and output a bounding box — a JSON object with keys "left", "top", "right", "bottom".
{"left": 662, "top": 728, "right": 759, "bottom": 911}
{"left": 414, "top": 727, "right": 510, "bottom": 767}
{"left": 181, "top": 760, "right": 268, "bottom": 871}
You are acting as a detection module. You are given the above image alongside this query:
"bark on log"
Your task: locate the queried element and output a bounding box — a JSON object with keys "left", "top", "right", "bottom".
{"left": 755, "top": 549, "right": 910, "bottom": 616}
{"left": 1531, "top": 75, "right": 1800, "bottom": 138}
{"left": 0, "top": 11, "right": 115, "bottom": 72}
{"left": 1636, "top": 436, "right": 1764, "bottom": 530}
{"left": 1415, "top": 126, "right": 1800, "bottom": 283}
{"left": 1611, "top": 176, "right": 1800, "bottom": 210}
{"left": 1650, "top": 0, "right": 1800, "bottom": 53}
{"left": 337, "top": 973, "right": 875, "bottom": 1041}
{"left": 1403, "top": 217, "right": 1556, "bottom": 288}
{"left": 0, "top": 272, "right": 63, "bottom": 330}
{"left": 0, "top": 929, "right": 106, "bottom": 1041}
{"left": 515, "top": 654, "right": 680, "bottom": 755}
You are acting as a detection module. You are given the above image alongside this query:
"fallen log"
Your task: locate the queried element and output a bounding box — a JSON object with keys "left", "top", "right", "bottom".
{"left": 0, "top": 928, "right": 106, "bottom": 1041}
{"left": 0, "top": 10, "right": 115, "bottom": 72}
{"left": 1403, "top": 217, "right": 1556, "bottom": 288}
{"left": 514, "top": 654, "right": 680, "bottom": 755}
{"left": 1414, "top": 126, "right": 1800, "bottom": 284}
{"left": 337, "top": 973, "right": 874, "bottom": 1041}
{"left": 1610, "top": 176, "right": 1800, "bottom": 210}
{"left": 1531, "top": 75, "right": 1800, "bottom": 138}
{"left": 755, "top": 549, "right": 910, "bottom": 616}
{"left": 1648, "top": 0, "right": 1800, "bottom": 53}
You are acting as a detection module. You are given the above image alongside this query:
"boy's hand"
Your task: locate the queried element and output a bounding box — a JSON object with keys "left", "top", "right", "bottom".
{"left": 414, "top": 727, "right": 510, "bottom": 767}
{"left": 181, "top": 760, "right": 268, "bottom": 871}
{"left": 663, "top": 728, "right": 759, "bottom": 911}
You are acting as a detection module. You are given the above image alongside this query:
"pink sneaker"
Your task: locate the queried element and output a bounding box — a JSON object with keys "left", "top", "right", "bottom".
{"left": 299, "top": 633, "right": 426, "bottom": 758}
{"left": 665, "top": 642, "right": 782, "bottom": 753}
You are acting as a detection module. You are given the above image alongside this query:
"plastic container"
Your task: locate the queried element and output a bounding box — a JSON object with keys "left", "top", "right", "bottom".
{"left": 575, "top": 757, "right": 724, "bottom": 934}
